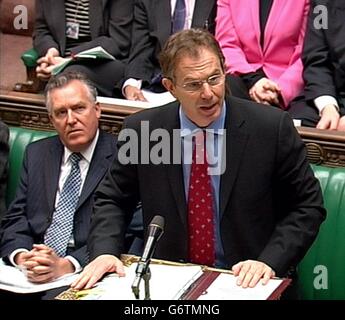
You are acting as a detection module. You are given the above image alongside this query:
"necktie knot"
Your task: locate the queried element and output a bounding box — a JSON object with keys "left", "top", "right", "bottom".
{"left": 69, "top": 152, "right": 82, "bottom": 165}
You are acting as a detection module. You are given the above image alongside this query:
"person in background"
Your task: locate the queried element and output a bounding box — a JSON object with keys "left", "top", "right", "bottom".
{"left": 0, "top": 120, "right": 9, "bottom": 223}
{"left": 0, "top": 72, "right": 118, "bottom": 284}
{"left": 289, "top": 0, "right": 345, "bottom": 131}
{"left": 123, "top": 0, "right": 228, "bottom": 101}
{"left": 72, "top": 29, "right": 325, "bottom": 298}
{"left": 216, "top": 0, "right": 310, "bottom": 109}
{"left": 33, "top": 0, "right": 133, "bottom": 97}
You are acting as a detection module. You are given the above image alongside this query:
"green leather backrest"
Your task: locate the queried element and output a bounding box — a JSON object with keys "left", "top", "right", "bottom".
{"left": 6, "top": 127, "right": 56, "bottom": 206}
{"left": 298, "top": 164, "right": 345, "bottom": 299}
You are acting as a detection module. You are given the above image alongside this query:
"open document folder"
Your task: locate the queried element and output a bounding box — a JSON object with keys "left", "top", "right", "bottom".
{"left": 0, "top": 259, "right": 79, "bottom": 294}
{"left": 56, "top": 258, "right": 291, "bottom": 300}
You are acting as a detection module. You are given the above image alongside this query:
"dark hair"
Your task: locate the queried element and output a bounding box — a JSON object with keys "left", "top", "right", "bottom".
{"left": 45, "top": 71, "right": 97, "bottom": 112}
{"left": 159, "top": 28, "right": 226, "bottom": 80}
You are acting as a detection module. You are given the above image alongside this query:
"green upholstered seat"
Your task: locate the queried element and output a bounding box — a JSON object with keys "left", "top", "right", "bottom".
{"left": 298, "top": 165, "right": 345, "bottom": 299}
{"left": 6, "top": 127, "right": 56, "bottom": 206}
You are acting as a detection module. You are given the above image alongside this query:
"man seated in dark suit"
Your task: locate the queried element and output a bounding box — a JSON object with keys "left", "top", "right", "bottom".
{"left": 0, "top": 120, "right": 9, "bottom": 223}
{"left": 123, "top": 0, "right": 217, "bottom": 101}
{"left": 34, "top": 0, "right": 133, "bottom": 97}
{"left": 72, "top": 29, "right": 325, "bottom": 298}
{"left": 0, "top": 72, "right": 119, "bottom": 283}
{"left": 289, "top": 0, "right": 345, "bottom": 131}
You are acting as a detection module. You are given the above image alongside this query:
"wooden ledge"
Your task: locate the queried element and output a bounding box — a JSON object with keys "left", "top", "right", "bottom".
{"left": 1, "top": 90, "right": 345, "bottom": 168}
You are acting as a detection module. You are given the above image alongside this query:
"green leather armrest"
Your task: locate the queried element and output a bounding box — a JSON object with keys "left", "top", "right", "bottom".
{"left": 6, "top": 127, "right": 56, "bottom": 206}
{"left": 21, "top": 48, "right": 39, "bottom": 68}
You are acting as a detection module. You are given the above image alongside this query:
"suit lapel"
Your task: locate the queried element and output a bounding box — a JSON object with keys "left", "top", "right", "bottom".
{"left": 76, "top": 132, "right": 114, "bottom": 209}
{"left": 163, "top": 103, "right": 188, "bottom": 229}
{"left": 191, "top": 0, "right": 213, "bottom": 28}
{"left": 50, "top": 0, "right": 66, "bottom": 53}
{"left": 263, "top": 0, "right": 285, "bottom": 53}
{"left": 45, "top": 138, "right": 64, "bottom": 215}
{"left": 89, "top": 0, "right": 104, "bottom": 39}
{"left": 155, "top": 0, "right": 173, "bottom": 47}
{"left": 249, "top": 0, "right": 262, "bottom": 53}
{"left": 220, "top": 97, "right": 249, "bottom": 217}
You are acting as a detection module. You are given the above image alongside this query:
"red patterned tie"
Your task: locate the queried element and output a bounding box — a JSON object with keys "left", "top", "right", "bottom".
{"left": 187, "top": 131, "right": 215, "bottom": 266}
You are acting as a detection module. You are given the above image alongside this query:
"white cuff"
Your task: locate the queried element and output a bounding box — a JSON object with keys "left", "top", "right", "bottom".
{"left": 9, "top": 248, "right": 29, "bottom": 267}
{"left": 65, "top": 255, "right": 82, "bottom": 273}
{"left": 122, "top": 78, "right": 142, "bottom": 96}
{"left": 314, "top": 95, "right": 339, "bottom": 114}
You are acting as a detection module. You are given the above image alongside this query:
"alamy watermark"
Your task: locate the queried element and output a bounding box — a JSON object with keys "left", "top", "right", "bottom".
{"left": 313, "top": 5, "right": 328, "bottom": 30}
{"left": 13, "top": 5, "right": 28, "bottom": 30}
{"left": 117, "top": 121, "right": 226, "bottom": 175}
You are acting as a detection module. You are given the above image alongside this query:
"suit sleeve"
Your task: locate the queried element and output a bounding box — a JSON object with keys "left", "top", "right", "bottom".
{"left": 303, "top": 0, "right": 337, "bottom": 101}
{"left": 33, "top": 0, "right": 60, "bottom": 56}
{"left": 0, "top": 148, "right": 34, "bottom": 259}
{"left": 125, "top": 0, "right": 157, "bottom": 83}
{"left": 0, "top": 122, "right": 9, "bottom": 223}
{"left": 88, "top": 120, "right": 140, "bottom": 260}
{"left": 258, "top": 112, "right": 326, "bottom": 275}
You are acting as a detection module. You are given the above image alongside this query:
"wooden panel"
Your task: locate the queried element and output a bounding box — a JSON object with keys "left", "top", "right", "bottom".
{"left": 1, "top": 91, "right": 345, "bottom": 168}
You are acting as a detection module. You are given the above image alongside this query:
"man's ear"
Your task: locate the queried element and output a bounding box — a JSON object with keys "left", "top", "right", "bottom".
{"left": 162, "top": 77, "right": 177, "bottom": 97}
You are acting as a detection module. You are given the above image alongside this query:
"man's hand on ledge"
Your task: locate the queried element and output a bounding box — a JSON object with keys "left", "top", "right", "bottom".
{"left": 232, "top": 260, "right": 275, "bottom": 288}
{"left": 71, "top": 254, "right": 125, "bottom": 290}
{"left": 124, "top": 85, "right": 148, "bottom": 102}
{"left": 317, "top": 104, "right": 340, "bottom": 130}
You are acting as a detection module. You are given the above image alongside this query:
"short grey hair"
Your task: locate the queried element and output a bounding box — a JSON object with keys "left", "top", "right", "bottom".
{"left": 44, "top": 71, "right": 98, "bottom": 113}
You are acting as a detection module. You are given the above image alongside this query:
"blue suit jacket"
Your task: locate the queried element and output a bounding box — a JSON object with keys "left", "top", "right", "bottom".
{"left": 0, "top": 130, "right": 117, "bottom": 266}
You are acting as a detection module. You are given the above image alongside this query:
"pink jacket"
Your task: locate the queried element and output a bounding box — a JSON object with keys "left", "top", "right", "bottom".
{"left": 216, "top": 0, "right": 310, "bottom": 108}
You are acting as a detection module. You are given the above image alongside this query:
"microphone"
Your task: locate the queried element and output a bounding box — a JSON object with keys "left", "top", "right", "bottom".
{"left": 132, "top": 215, "right": 165, "bottom": 299}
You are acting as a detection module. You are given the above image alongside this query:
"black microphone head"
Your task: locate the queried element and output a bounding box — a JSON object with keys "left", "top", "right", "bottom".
{"left": 150, "top": 215, "right": 165, "bottom": 229}
{"left": 147, "top": 215, "right": 165, "bottom": 240}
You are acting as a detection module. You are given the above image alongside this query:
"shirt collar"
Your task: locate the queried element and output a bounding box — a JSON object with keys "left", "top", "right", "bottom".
{"left": 179, "top": 101, "right": 227, "bottom": 137}
{"left": 63, "top": 129, "right": 100, "bottom": 164}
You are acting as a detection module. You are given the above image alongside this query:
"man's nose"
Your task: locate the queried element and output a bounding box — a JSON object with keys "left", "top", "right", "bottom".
{"left": 66, "top": 109, "right": 77, "bottom": 123}
{"left": 200, "top": 82, "right": 213, "bottom": 99}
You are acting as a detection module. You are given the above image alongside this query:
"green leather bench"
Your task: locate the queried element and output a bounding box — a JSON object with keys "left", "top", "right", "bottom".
{"left": 6, "top": 126, "right": 56, "bottom": 206}
{"left": 297, "top": 165, "right": 345, "bottom": 299}
{"left": 6, "top": 126, "right": 345, "bottom": 299}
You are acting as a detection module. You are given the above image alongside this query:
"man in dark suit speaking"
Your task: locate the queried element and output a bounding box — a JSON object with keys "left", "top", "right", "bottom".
{"left": 0, "top": 72, "right": 117, "bottom": 283}
{"left": 73, "top": 29, "right": 325, "bottom": 294}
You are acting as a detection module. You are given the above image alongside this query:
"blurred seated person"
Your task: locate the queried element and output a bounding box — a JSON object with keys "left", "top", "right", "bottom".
{"left": 34, "top": 0, "right": 133, "bottom": 97}
{"left": 216, "top": 0, "right": 310, "bottom": 109}
{"left": 289, "top": 0, "right": 345, "bottom": 131}
{"left": 0, "top": 72, "right": 135, "bottom": 284}
{"left": 122, "top": 0, "right": 250, "bottom": 102}
{"left": 0, "top": 120, "right": 9, "bottom": 223}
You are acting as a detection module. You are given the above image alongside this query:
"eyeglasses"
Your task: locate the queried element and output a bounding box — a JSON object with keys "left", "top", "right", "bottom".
{"left": 177, "top": 74, "right": 225, "bottom": 92}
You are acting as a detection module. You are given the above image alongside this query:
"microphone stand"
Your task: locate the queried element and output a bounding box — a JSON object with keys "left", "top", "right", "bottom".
{"left": 131, "top": 265, "right": 151, "bottom": 300}
{"left": 143, "top": 267, "right": 151, "bottom": 300}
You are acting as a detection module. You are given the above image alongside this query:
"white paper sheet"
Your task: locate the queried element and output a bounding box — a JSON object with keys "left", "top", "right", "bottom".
{"left": 197, "top": 273, "right": 283, "bottom": 300}
{"left": 0, "top": 260, "right": 79, "bottom": 294}
{"left": 79, "top": 263, "right": 203, "bottom": 300}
